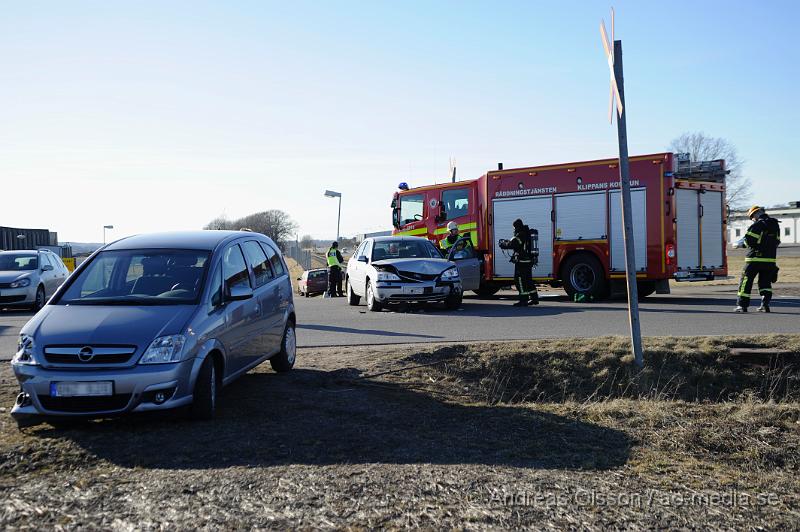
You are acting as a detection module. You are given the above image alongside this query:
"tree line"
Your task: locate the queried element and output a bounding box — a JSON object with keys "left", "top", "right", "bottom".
{"left": 204, "top": 210, "right": 298, "bottom": 248}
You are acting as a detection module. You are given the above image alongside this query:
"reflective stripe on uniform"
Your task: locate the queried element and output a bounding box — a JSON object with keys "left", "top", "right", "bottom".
{"left": 746, "top": 231, "right": 761, "bottom": 240}
{"left": 738, "top": 275, "right": 750, "bottom": 297}
{"left": 759, "top": 288, "right": 773, "bottom": 293}
{"left": 744, "top": 257, "right": 776, "bottom": 263}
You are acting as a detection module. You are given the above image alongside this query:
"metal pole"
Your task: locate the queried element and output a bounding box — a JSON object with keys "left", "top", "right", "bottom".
{"left": 613, "top": 40, "right": 643, "bottom": 368}
{"left": 103, "top": 227, "right": 106, "bottom": 245}
{"left": 336, "top": 196, "right": 341, "bottom": 243}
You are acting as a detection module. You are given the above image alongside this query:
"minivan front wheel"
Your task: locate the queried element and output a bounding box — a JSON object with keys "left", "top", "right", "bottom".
{"left": 190, "top": 356, "right": 217, "bottom": 420}
{"left": 270, "top": 321, "right": 296, "bottom": 373}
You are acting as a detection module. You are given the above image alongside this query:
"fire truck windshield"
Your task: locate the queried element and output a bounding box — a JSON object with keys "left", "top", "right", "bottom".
{"left": 398, "top": 194, "right": 424, "bottom": 225}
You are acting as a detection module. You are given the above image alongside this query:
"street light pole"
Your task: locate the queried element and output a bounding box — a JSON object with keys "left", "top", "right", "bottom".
{"left": 103, "top": 225, "right": 114, "bottom": 245}
{"left": 324, "top": 190, "right": 342, "bottom": 242}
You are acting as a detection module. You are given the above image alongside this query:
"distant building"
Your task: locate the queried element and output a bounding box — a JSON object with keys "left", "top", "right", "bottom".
{"left": 729, "top": 202, "right": 800, "bottom": 245}
{"left": 355, "top": 230, "right": 393, "bottom": 242}
{"left": 0, "top": 226, "right": 57, "bottom": 251}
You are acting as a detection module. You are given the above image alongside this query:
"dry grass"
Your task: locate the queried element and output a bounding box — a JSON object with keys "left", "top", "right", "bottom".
{"left": 2, "top": 335, "right": 799, "bottom": 529}
{"left": 680, "top": 255, "right": 800, "bottom": 286}
{"left": 398, "top": 335, "right": 800, "bottom": 405}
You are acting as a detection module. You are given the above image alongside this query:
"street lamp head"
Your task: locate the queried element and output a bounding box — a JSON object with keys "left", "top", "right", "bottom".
{"left": 104, "top": 225, "right": 114, "bottom": 229}
{"left": 324, "top": 190, "right": 341, "bottom": 198}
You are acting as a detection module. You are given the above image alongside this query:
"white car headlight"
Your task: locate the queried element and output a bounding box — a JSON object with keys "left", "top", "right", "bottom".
{"left": 10, "top": 278, "right": 31, "bottom": 288}
{"left": 376, "top": 271, "right": 401, "bottom": 281}
{"left": 140, "top": 335, "right": 186, "bottom": 364}
{"left": 441, "top": 267, "right": 460, "bottom": 280}
{"left": 12, "top": 334, "right": 38, "bottom": 365}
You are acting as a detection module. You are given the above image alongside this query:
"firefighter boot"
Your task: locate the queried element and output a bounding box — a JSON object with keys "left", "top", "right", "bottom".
{"left": 513, "top": 300, "right": 529, "bottom": 307}
{"left": 735, "top": 306, "right": 747, "bottom": 313}
{"left": 758, "top": 292, "right": 771, "bottom": 313}
{"left": 529, "top": 292, "right": 539, "bottom": 305}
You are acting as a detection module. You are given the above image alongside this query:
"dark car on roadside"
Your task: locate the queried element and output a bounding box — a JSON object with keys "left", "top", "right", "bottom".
{"left": 297, "top": 268, "right": 328, "bottom": 297}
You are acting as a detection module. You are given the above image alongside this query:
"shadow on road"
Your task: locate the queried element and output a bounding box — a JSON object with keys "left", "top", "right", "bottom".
{"left": 298, "top": 323, "right": 444, "bottom": 339}
{"left": 36, "top": 368, "right": 631, "bottom": 471}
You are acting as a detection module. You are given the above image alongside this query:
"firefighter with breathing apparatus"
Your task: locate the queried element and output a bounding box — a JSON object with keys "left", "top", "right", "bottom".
{"left": 735, "top": 205, "right": 780, "bottom": 313}
{"left": 499, "top": 218, "right": 539, "bottom": 307}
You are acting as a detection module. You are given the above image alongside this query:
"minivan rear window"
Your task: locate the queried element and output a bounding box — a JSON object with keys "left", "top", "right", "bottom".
{"left": 57, "top": 250, "right": 209, "bottom": 305}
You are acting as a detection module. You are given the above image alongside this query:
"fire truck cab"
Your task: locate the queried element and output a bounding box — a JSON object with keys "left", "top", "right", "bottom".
{"left": 392, "top": 153, "right": 728, "bottom": 300}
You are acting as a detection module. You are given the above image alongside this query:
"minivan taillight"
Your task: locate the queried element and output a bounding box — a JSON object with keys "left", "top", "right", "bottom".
{"left": 665, "top": 243, "right": 676, "bottom": 265}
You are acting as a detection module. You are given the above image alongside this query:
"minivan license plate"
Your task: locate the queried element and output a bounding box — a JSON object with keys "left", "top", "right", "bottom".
{"left": 51, "top": 381, "right": 113, "bottom": 397}
{"left": 403, "top": 286, "right": 423, "bottom": 295}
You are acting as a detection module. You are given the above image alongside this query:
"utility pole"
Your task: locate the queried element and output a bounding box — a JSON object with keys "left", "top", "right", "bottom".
{"left": 601, "top": 9, "right": 643, "bottom": 367}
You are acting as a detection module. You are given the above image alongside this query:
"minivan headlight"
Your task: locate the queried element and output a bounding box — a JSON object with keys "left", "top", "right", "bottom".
{"left": 12, "top": 334, "right": 38, "bottom": 365}
{"left": 10, "top": 278, "right": 31, "bottom": 289}
{"left": 140, "top": 335, "right": 186, "bottom": 364}
{"left": 441, "top": 267, "right": 460, "bottom": 280}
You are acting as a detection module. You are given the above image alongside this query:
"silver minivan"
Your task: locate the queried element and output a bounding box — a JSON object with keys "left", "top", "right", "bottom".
{"left": 10, "top": 231, "right": 296, "bottom": 427}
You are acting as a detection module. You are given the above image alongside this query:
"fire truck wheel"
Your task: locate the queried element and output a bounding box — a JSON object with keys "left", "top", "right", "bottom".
{"left": 561, "top": 253, "right": 609, "bottom": 300}
{"left": 636, "top": 281, "right": 656, "bottom": 299}
{"left": 473, "top": 283, "right": 501, "bottom": 298}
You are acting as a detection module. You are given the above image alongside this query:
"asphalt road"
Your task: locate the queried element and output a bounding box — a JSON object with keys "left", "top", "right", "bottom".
{"left": 2, "top": 284, "right": 798, "bottom": 359}
{"left": 293, "top": 284, "right": 800, "bottom": 347}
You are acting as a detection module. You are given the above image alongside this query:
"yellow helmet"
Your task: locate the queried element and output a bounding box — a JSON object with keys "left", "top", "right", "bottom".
{"left": 747, "top": 205, "right": 763, "bottom": 219}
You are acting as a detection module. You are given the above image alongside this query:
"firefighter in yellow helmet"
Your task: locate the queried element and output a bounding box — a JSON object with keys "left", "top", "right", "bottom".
{"left": 735, "top": 206, "right": 780, "bottom": 312}
{"left": 439, "top": 221, "right": 460, "bottom": 250}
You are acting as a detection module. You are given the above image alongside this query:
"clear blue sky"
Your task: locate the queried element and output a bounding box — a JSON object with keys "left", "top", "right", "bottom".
{"left": 1, "top": 0, "right": 798, "bottom": 242}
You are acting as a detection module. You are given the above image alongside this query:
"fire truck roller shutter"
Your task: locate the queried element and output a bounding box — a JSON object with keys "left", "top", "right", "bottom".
{"left": 676, "top": 189, "right": 701, "bottom": 270}
{"left": 492, "top": 195, "right": 553, "bottom": 279}
{"left": 554, "top": 192, "right": 607, "bottom": 241}
{"left": 609, "top": 188, "right": 647, "bottom": 271}
{"left": 700, "top": 190, "right": 724, "bottom": 268}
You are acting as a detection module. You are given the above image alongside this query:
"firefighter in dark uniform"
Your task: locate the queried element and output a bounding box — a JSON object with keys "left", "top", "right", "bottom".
{"left": 735, "top": 206, "right": 780, "bottom": 313}
{"left": 326, "top": 241, "right": 345, "bottom": 298}
{"left": 499, "top": 218, "right": 539, "bottom": 307}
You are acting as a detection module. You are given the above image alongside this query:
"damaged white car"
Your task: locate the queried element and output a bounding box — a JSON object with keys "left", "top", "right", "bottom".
{"left": 344, "top": 236, "right": 480, "bottom": 311}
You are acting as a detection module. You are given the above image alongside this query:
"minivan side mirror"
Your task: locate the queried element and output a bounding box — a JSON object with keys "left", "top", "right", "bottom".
{"left": 41, "top": 264, "right": 54, "bottom": 272}
{"left": 226, "top": 284, "right": 254, "bottom": 302}
{"left": 357, "top": 255, "right": 368, "bottom": 263}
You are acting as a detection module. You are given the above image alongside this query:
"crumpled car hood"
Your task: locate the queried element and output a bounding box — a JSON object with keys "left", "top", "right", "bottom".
{"left": 371, "top": 258, "right": 454, "bottom": 275}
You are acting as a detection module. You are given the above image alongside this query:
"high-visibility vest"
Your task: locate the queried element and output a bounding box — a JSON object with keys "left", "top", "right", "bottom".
{"left": 327, "top": 248, "right": 340, "bottom": 267}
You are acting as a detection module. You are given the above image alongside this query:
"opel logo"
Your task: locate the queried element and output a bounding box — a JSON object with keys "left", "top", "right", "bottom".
{"left": 78, "top": 346, "right": 95, "bottom": 362}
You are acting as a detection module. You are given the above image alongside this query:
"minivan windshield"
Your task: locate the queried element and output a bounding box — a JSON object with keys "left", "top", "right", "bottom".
{"left": 58, "top": 249, "right": 210, "bottom": 305}
{"left": 0, "top": 254, "right": 38, "bottom": 271}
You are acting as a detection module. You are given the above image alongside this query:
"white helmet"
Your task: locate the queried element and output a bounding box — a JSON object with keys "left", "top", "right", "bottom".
{"left": 447, "top": 221, "right": 458, "bottom": 232}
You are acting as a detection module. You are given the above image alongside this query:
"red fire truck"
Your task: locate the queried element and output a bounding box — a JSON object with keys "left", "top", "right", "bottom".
{"left": 391, "top": 152, "right": 728, "bottom": 299}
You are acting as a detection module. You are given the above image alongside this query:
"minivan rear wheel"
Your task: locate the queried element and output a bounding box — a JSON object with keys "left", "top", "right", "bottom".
{"left": 190, "top": 357, "right": 217, "bottom": 420}
{"left": 270, "top": 321, "right": 297, "bottom": 373}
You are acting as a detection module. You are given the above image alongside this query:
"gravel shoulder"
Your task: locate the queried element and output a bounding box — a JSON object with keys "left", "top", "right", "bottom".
{"left": 2, "top": 337, "right": 799, "bottom": 529}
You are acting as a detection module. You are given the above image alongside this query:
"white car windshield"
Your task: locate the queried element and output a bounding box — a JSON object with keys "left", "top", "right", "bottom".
{"left": 371, "top": 240, "right": 440, "bottom": 261}
{"left": 58, "top": 249, "right": 210, "bottom": 305}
